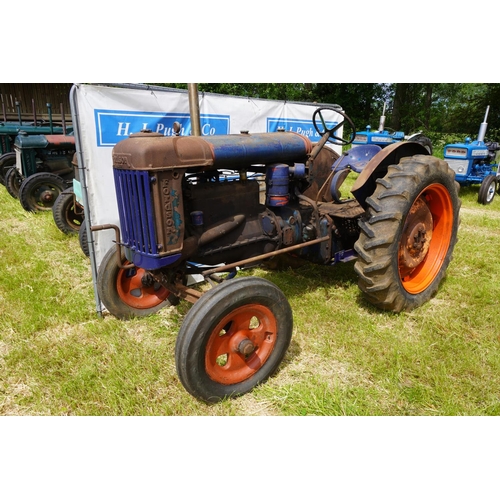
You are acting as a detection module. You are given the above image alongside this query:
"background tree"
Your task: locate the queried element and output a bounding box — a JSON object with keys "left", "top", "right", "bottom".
{"left": 157, "top": 83, "right": 500, "bottom": 141}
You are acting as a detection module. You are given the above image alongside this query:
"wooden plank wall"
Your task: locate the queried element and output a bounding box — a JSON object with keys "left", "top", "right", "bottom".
{"left": 0, "top": 83, "right": 73, "bottom": 123}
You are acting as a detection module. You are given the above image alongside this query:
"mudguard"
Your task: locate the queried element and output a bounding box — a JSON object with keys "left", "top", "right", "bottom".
{"left": 351, "top": 141, "right": 430, "bottom": 209}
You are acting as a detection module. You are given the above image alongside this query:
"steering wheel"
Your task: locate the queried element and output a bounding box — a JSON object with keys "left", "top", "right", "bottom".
{"left": 312, "top": 106, "right": 356, "bottom": 146}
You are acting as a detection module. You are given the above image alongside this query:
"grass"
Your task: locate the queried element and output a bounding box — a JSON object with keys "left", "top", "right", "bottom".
{"left": 1, "top": 179, "right": 500, "bottom": 416}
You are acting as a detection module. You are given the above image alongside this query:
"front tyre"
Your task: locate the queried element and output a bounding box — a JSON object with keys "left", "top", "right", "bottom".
{"left": 0, "top": 153, "right": 16, "bottom": 186}
{"left": 97, "top": 246, "right": 173, "bottom": 320}
{"left": 18, "top": 172, "right": 66, "bottom": 211}
{"left": 478, "top": 175, "right": 497, "bottom": 205}
{"left": 175, "top": 277, "right": 293, "bottom": 403}
{"left": 52, "top": 187, "right": 85, "bottom": 234}
{"left": 354, "top": 155, "right": 461, "bottom": 312}
{"left": 4, "top": 167, "right": 23, "bottom": 199}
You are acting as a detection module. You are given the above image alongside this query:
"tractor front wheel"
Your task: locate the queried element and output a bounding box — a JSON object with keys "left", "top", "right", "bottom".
{"left": 478, "top": 175, "right": 497, "bottom": 205}
{"left": 52, "top": 187, "right": 85, "bottom": 234}
{"left": 354, "top": 155, "right": 461, "bottom": 312}
{"left": 97, "top": 246, "right": 173, "bottom": 320}
{"left": 4, "top": 167, "right": 23, "bottom": 199}
{"left": 18, "top": 172, "right": 66, "bottom": 211}
{"left": 0, "top": 153, "right": 16, "bottom": 186}
{"left": 175, "top": 277, "right": 293, "bottom": 403}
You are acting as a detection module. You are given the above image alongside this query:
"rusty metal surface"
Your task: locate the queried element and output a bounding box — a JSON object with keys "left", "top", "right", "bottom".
{"left": 201, "top": 235, "right": 330, "bottom": 277}
{"left": 43, "top": 135, "right": 75, "bottom": 147}
{"left": 112, "top": 131, "right": 312, "bottom": 172}
{"left": 302, "top": 144, "right": 339, "bottom": 200}
{"left": 398, "top": 197, "right": 433, "bottom": 276}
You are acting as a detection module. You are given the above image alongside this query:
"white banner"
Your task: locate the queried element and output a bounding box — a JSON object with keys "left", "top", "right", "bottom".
{"left": 70, "top": 83, "right": 343, "bottom": 312}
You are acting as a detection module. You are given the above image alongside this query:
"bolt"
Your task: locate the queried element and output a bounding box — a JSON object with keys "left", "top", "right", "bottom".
{"left": 237, "top": 338, "right": 255, "bottom": 356}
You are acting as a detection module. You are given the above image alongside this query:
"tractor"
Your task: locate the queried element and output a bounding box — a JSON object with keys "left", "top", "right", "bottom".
{"left": 92, "top": 105, "right": 461, "bottom": 403}
{"left": 0, "top": 102, "right": 72, "bottom": 187}
{"left": 443, "top": 106, "right": 500, "bottom": 204}
{"left": 5, "top": 132, "right": 76, "bottom": 211}
{"left": 51, "top": 153, "right": 85, "bottom": 236}
{"left": 351, "top": 102, "right": 433, "bottom": 154}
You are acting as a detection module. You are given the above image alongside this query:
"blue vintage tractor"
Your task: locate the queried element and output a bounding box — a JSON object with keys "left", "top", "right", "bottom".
{"left": 91, "top": 105, "right": 461, "bottom": 403}
{"left": 351, "top": 103, "right": 432, "bottom": 154}
{"left": 51, "top": 153, "right": 85, "bottom": 236}
{"left": 443, "top": 106, "right": 500, "bottom": 205}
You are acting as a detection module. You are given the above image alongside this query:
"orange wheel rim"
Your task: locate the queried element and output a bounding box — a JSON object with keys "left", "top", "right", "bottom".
{"left": 116, "top": 264, "right": 169, "bottom": 309}
{"left": 205, "top": 304, "right": 277, "bottom": 385}
{"left": 398, "top": 183, "right": 454, "bottom": 294}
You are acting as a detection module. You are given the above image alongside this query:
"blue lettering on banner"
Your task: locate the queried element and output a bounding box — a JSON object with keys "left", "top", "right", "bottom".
{"left": 267, "top": 118, "right": 338, "bottom": 141}
{"left": 94, "top": 110, "right": 230, "bottom": 146}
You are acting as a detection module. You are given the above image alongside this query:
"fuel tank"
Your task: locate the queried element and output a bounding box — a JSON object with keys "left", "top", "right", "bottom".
{"left": 112, "top": 130, "right": 313, "bottom": 172}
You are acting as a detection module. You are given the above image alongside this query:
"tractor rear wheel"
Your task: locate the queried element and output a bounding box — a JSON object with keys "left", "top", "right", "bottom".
{"left": 175, "top": 277, "right": 293, "bottom": 403}
{"left": 97, "top": 246, "right": 173, "bottom": 320}
{"left": 0, "top": 153, "right": 16, "bottom": 186}
{"left": 18, "top": 172, "right": 66, "bottom": 211}
{"left": 4, "top": 167, "right": 23, "bottom": 198}
{"left": 52, "top": 186, "right": 84, "bottom": 234}
{"left": 354, "top": 155, "right": 460, "bottom": 312}
{"left": 478, "top": 175, "right": 497, "bottom": 205}
{"left": 409, "top": 134, "right": 433, "bottom": 154}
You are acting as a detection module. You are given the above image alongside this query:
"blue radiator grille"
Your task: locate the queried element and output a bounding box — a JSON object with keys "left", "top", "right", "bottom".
{"left": 113, "top": 169, "right": 158, "bottom": 256}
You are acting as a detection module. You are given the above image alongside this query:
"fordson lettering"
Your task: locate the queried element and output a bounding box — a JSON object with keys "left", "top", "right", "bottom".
{"left": 162, "top": 178, "right": 175, "bottom": 235}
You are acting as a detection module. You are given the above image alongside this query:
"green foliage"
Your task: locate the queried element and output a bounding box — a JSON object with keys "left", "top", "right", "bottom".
{"left": 156, "top": 83, "right": 500, "bottom": 141}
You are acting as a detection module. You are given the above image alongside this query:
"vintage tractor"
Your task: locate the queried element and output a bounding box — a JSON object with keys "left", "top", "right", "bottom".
{"left": 0, "top": 102, "right": 71, "bottom": 186}
{"left": 51, "top": 153, "right": 85, "bottom": 235}
{"left": 443, "top": 106, "right": 500, "bottom": 204}
{"left": 93, "top": 106, "right": 461, "bottom": 403}
{"left": 5, "top": 132, "right": 76, "bottom": 211}
{"left": 351, "top": 102, "right": 433, "bottom": 154}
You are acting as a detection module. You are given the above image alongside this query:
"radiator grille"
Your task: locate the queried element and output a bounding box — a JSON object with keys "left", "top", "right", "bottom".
{"left": 113, "top": 169, "right": 159, "bottom": 256}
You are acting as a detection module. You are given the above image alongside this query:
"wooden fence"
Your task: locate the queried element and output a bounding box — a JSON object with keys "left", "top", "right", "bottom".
{"left": 0, "top": 83, "right": 73, "bottom": 123}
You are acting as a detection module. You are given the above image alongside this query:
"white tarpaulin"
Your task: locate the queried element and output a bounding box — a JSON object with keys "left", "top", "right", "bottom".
{"left": 70, "top": 83, "right": 343, "bottom": 313}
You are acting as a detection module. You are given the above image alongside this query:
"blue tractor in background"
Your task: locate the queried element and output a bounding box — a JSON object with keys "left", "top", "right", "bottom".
{"left": 443, "top": 106, "right": 500, "bottom": 205}
{"left": 351, "top": 102, "right": 433, "bottom": 154}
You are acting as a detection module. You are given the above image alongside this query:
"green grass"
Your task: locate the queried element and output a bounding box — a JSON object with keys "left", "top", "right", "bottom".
{"left": 1, "top": 179, "right": 500, "bottom": 416}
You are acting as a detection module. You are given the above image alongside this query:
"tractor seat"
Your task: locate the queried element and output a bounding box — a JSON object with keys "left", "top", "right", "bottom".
{"left": 329, "top": 144, "right": 382, "bottom": 202}
{"left": 338, "top": 144, "right": 382, "bottom": 173}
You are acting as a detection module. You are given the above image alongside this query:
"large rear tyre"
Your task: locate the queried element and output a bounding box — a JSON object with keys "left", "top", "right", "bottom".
{"left": 97, "top": 246, "right": 173, "bottom": 320}
{"left": 18, "top": 172, "right": 66, "bottom": 211}
{"left": 175, "top": 277, "right": 293, "bottom": 403}
{"left": 478, "top": 175, "right": 497, "bottom": 205}
{"left": 52, "top": 187, "right": 84, "bottom": 234}
{"left": 354, "top": 155, "right": 461, "bottom": 312}
{"left": 5, "top": 167, "right": 23, "bottom": 198}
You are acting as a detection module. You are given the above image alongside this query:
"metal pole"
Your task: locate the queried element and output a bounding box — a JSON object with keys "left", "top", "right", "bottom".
{"left": 188, "top": 83, "right": 201, "bottom": 136}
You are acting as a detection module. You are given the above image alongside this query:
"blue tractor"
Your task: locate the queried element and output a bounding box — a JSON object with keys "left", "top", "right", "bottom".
{"left": 443, "top": 106, "right": 500, "bottom": 205}
{"left": 351, "top": 102, "right": 432, "bottom": 154}
{"left": 91, "top": 105, "right": 461, "bottom": 403}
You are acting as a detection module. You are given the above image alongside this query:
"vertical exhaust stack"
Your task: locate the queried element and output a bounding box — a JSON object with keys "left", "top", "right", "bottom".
{"left": 477, "top": 105, "right": 490, "bottom": 143}
{"left": 1, "top": 94, "right": 6, "bottom": 122}
{"left": 378, "top": 102, "right": 387, "bottom": 132}
{"left": 60, "top": 103, "right": 67, "bottom": 135}
{"left": 16, "top": 101, "right": 22, "bottom": 125}
{"left": 188, "top": 83, "right": 201, "bottom": 136}
{"left": 47, "top": 103, "right": 54, "bottom": 134}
